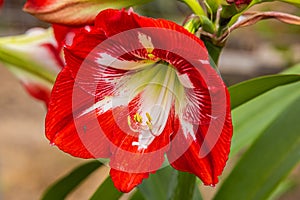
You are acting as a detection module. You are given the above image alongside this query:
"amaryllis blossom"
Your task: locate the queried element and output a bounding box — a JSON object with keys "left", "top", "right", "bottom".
{"left": 46, "top": 9, "right": 233, "bottom": 192}
{"left": 0, "top": 24, "right": 80, "bottom": 106}
{"left": 23, "top": 0, "right": 151, "bottom": 25}
{"left": 0, "top": 27, "right": 64, "bottom": 106}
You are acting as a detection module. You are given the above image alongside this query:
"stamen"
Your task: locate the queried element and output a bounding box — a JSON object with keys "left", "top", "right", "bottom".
{"left": 127, "top": 116, "right": 132, "bottom": 126}
{"left": 146, "top": 120, "right": 153, "bottom": 130}
{"left": 133, "top": 113, "right": 143, "bottom": 123}
{"left": 127, "top": 115, "right": 139, "bottom": 132}
{"left": 146, "top": 112, "right": 152, "bottom": 122}
{"left": 128, "top": 112, "right": 158, "bottom": 149}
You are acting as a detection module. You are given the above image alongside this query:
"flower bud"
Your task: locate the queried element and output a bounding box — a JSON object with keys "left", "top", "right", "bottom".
{"left": 226, "top": 0, "right": 252, "bottom": 6}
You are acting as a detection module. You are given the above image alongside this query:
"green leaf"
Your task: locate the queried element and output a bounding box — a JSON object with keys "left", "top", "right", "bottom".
{"left": 214, "top": 95, "right": 300, "bottom": 200}
{"left": 230, "top": 81, "right": 300, "bottom": 156}
{"left": 192, "top": 182, "right": 203, "bottom": 200}
{"left": 130, "top": 190, "right": 146, "bottom": 200}
{"left": 90, "top": 177, "right": 123, "bottom": 200}
{"left": 205, "top": 0, "right": 221, "bottom": 14}
{"left": 137, "top": 166, "right": 177, "bottom": 200}
{"left": 229, "top": 65, "right": 300, "bottom": 155}
{"left": 229, "top": 74, "right": 300, "bottom": 109}
{"left": 267, "top": 179, "right": 295, "bottom": 200}
{"left": 42, "top": 161, "right": 102, "bottom": 200}
{"left": 134, "top": 166, "right": 202, "bottom": 200}
{"left": 170, "top": 172, "right": 197, "bottom": 200}
{"left": 281, "top": 63, "right": 300, "bottom": 74}
{"left": 180, "top": 0, "right": 206, "bottom": 16}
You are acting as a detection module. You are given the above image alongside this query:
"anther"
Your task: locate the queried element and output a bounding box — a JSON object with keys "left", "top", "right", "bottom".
{"left": 133, "top": 113, "right": 143, "bottom": 123}
{"left": 146, "top": 120, "right": 153, "bottom": 130}
{"left": 127, "top": 116, "right": 132, "bottom": 126}
{"left": 146, "top": 112, "right": 152, "bottom": 122}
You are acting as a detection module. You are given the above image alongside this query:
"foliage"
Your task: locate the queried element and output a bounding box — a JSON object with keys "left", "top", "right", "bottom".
{"left": 0, "top": 0, "right": 300, "bottom": 199}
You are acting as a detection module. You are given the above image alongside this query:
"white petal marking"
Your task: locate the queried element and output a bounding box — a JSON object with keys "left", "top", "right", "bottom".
{"left": 79, "top": 97, "right": 112, "bottom": 117}
{"left": 176, "top": 72, "right": 195, "bottom": 88}
{"left": 180, "top": 118, "right": 196, "bottom": 140}
{"left": 79, "top": 95, "right": 130, "bottom": 117}
{"left": 199, "top": 59, "right": 210, "bottom": 64}
{"left": 96, "top": 53, "right": 153, "bottom": 70}
{"left": 138, "top": 32, "right": 154, "bottom": 52}
{"left": 65, "top": 32, "right": 75, "bottom": 46}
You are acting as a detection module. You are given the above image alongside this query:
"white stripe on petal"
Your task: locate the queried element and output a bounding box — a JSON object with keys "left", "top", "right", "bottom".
{"left": 138, "top": 32, "right": 154, "bottom": 52}
{"left": 96, "top": 52, "right": 154, "bottom": 70}
{"left": 79, "top": 95, "right": 131, "bottom": 117}
{"left": 180, "top": 118, "right": 196, "bottom": 140}
{"left": 199, "top": 59, "right": 210, "bottom": 64}
{"left": 176, "top": 72, "right": 195, "bottom": 88}
{"left": 79, "top": 97, "right": 113, "bottom": 117}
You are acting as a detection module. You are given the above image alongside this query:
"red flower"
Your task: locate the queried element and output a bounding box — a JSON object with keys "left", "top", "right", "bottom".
{"left": 23, "top": 0, "right": 151, "bottom": 25}
{"left": 0, "top": 25, "right": 79, "bottom": 106}
{"left": 46, "top": 9, "right": 233, "bottom": 192}
{"left": 0, "top": 27, "right": 63, "bottom": 106}
{"left": 227, "top": 0, "right": 252, "bottom": 6}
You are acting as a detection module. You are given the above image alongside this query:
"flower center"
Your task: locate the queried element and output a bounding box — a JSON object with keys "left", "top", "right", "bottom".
{"left": 128, "top": 112, "right": 156, "bottom": 136}
{"left": 125, "top": 64, "right": 183, "bottom": 150}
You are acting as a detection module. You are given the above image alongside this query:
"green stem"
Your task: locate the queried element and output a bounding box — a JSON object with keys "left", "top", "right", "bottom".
{"left": 184, "top": 17, "right": 201, "bottom": 34}
{"left": 202, "top": 39, "right": 223, "bottom": 66}
{"left": 170, "top": 172, "right": 196, "bottom": 200}
{"left": 180, "top": 0, "right": 205, "bottom": 16}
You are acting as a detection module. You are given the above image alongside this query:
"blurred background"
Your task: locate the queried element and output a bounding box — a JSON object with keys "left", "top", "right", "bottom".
{"left": 0, "top": 0, "right": 299, "bottom": 199}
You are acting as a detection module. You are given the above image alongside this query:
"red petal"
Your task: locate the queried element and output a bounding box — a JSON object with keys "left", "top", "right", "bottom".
{"left": 52, "top": 24, "right": 80, "bottom": 51}
{"left": 110, "top": 169, "right": 149, "bottom": 193}
{"left": 24, "top": 0, "right": 54, "bottom": 8}
{"left": 63, "top": 23, "right": 150, "bottom": 99}
{"left": 46, "top": 67, "right": 111, "bottom": 158}
{"left": 167, "top": 90, "right": 232, "bottom": 185}
{"left": 95, "top": 9, "right": 142, "bottom": 36}
{"left": 106, "top": 105, "right": 175, "bottom": 192}
{"left": 108, "top": 106, "right": 172, "bottom": 173}
{"left": 22, "top": 82, "right": 51, "bottom": 107}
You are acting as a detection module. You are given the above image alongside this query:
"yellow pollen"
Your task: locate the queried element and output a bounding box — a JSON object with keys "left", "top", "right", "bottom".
{"left": 133, "top": 113, "right": 143, "bottom": 123}
{"left": 128, "top": 112, "right": 155, "bottom": 133}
